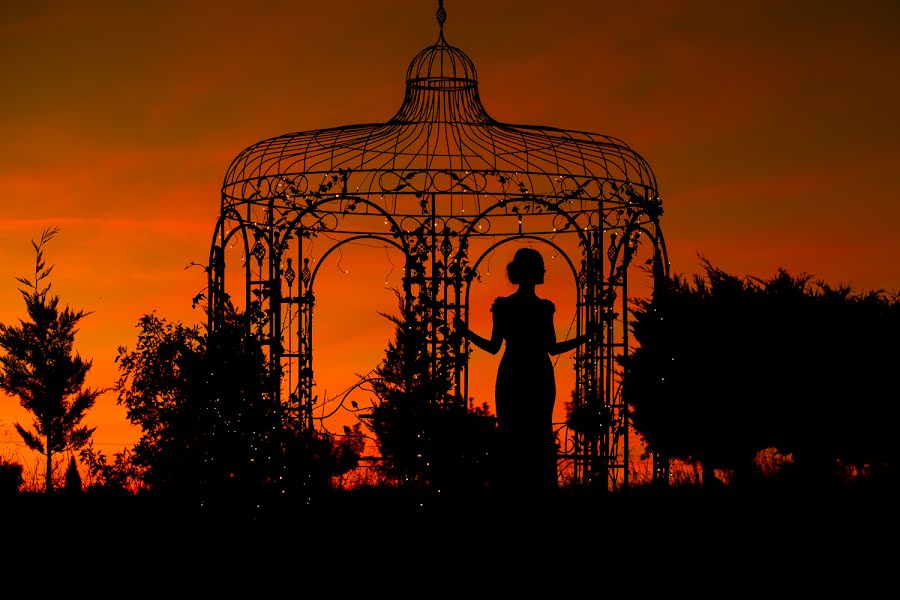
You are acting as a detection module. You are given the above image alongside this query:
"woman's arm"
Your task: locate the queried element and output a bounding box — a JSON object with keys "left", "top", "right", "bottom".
{"left": 549, "top": 322, "right": 600, "bottom": 356}
{"left": 456, "top": 316, "right": 502, "bottom": 355}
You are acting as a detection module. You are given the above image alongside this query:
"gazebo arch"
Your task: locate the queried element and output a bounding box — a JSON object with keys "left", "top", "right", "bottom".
{"left": 208, "top": 2, "right": 668, "bottom": 489}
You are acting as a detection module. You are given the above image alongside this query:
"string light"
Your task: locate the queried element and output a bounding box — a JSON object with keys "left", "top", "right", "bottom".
{"left": 336, "top": 247, "right": 349, "bottom": 275}
{"left": 383, "top": 247, "right": 395, "bottom": 286}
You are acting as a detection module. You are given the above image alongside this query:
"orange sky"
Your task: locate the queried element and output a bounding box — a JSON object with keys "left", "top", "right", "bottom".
{"left": 2, "top": 0, "right": 899, "bottom": 474}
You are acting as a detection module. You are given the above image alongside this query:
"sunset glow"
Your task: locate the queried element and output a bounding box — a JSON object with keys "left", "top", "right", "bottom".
{"left": 2, "top": 0, "right": 899, "bottom": 479}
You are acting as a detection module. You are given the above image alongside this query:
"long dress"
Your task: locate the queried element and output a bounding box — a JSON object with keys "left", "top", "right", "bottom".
{"left": 491, "top": 293, "right": 558, "bottom": 490}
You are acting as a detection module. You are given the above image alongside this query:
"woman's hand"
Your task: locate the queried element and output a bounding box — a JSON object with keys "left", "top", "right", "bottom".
{"left": 453, "top": 316, "right": 468, "bottom": 337}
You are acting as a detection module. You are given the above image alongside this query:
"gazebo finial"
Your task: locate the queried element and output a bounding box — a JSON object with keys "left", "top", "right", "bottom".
{"left": 437, "top": 0, "right": 447, "bottom": 31}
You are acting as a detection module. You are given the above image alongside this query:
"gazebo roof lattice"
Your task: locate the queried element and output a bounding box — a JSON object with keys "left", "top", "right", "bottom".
{"left": 222, "top": 28, "right": 661, "bottom": 228}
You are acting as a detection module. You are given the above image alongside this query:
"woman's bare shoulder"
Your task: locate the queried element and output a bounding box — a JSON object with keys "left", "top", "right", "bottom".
{"left": 491, "top": 295, "right": 512, "bottom": 311}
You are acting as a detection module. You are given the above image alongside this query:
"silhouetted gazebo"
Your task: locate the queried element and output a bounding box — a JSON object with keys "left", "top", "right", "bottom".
{"left": 209, "top": 3, "right": 667, "bottom": 488}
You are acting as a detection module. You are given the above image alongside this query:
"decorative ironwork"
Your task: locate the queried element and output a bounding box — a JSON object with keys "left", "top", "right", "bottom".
{"left": 284, "top": 258, "right": 296, "bottom": 286}
{"left": 208, "top": 2, "right": 668, "bottom": 490}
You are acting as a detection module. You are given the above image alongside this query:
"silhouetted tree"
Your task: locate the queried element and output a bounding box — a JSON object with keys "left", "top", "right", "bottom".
{"left": 111, "top": 300, "right": 361, "bottom": 505}
{"left": 367, "top": 294, "right": 496, "bottom": 492}
{"left": 114, "top": 304, "right": 283, "bottom": 501}
{"left": 774, "top": 283, "right": 900, "bottom": 483}
{"left": 623, "top": 259, "right": 900, "bottom": 487}
{"left": 0, "top": 228, "right": 103, "bottom": 492}
{"left": 622, "top": 264, "right": 762, "bottom": 485}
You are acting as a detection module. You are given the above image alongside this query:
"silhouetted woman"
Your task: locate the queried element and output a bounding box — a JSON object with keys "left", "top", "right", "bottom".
{"left": 458, "top": 248, "right": 596, "bottom": 493}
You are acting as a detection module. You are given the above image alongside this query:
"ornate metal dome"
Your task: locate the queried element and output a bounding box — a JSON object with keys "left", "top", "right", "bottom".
{"left": 221, "top": 27, "right": 659, "bottom": 227}
{"left": 209, "top": 2, "right": 667, "bottom": 489}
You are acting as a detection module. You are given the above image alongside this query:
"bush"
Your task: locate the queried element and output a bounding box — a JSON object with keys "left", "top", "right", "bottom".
{"left": 623, "top": 260, "right": 900, "bottom": 486}
{"left": 0, "top": 459, "right": 24, "bottom": 495}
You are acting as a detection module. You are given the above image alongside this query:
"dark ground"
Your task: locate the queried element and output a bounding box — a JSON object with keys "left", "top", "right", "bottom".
{"left": 3, "top": 480, "right": 896, "bottom": 597}
{"left": 4, "top": 483, "right": 896, "bottom": 554}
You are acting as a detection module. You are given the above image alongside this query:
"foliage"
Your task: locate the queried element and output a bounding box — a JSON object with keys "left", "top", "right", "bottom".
{"left": 111, "top": 300, "right": 360, "bottom": 503}
{"left": 80, "top": 441, "right": 141, "bottom": 494}
{"left": 114, "top": 304, "right": 283, "bottom": 500}
{"left": 278, "top": 424, "right": 364, "bottom": 497}
{"left": 0, "top": 459, "right": 24, "bottom": 495}
{"left": 565, "top": 391, "right": 608, "bottom": 439}
{"left": 0, "top": 227, "right": 104, "bottom": 492}
{"left": 622, "top": 259, "right": 900, "bottom": 485}
{"left": 332, "top": 423, "right": 366, "bottom": 488}
{"left": 366, "top": 294, "right": 497, "bottom": 491}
